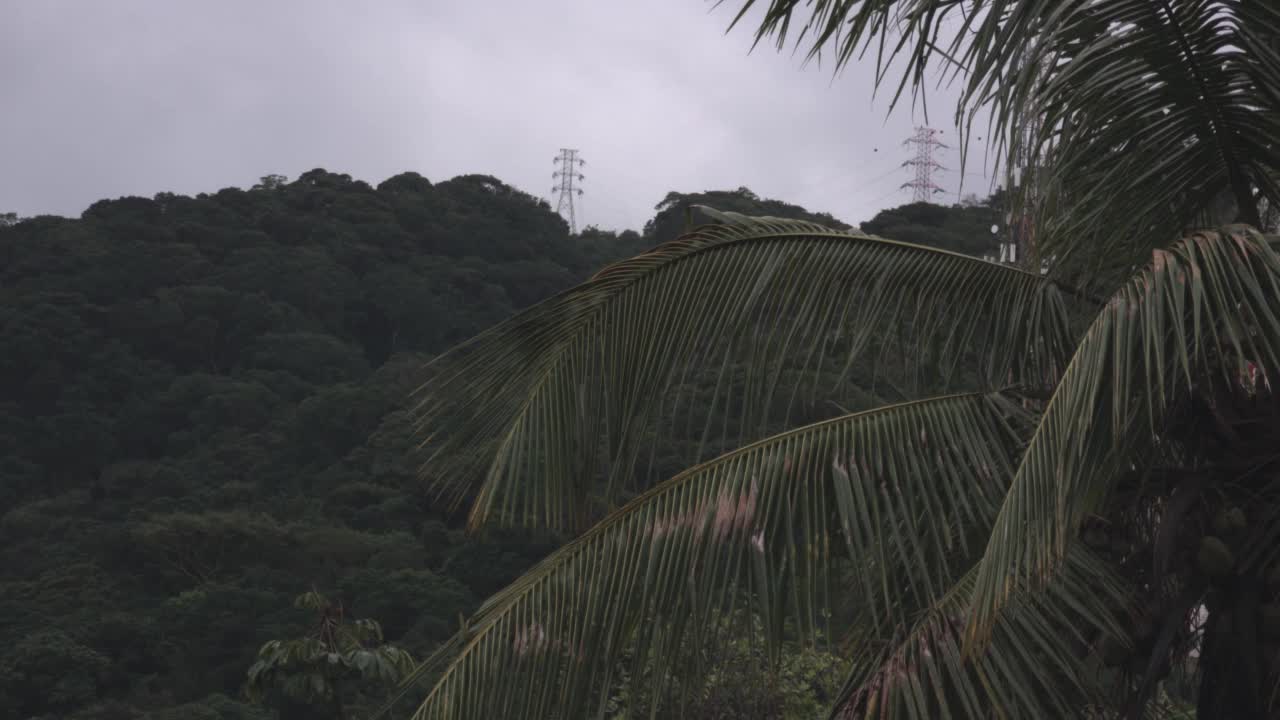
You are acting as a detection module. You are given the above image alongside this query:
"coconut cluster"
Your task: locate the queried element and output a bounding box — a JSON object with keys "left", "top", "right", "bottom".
{"left": 1194, "top": 505, "right": 1280, "bottom": 682}
{"left": 1081, "top": 498, "right": 1280, "bottom": 697}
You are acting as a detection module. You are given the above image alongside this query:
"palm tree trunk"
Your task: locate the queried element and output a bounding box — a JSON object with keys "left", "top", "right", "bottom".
{"left": 1198, "top": 578, "right": 1266, "bottom": 719}
{"left": 330, "top": 677, "right": 346, "bottom": 720}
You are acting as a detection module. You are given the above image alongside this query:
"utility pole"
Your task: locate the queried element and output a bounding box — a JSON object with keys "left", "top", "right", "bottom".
{"left": 1006, "top": 124, "right": 1039, "bottom": 269}
{"left": 900, "top": 127, "right": 947, "bottom": 203}
{"left": 552, "top": 149, "right": 586, "bottom": 233}
{"left": 1003, "top": 37, "right": 1045, "bottom": 270}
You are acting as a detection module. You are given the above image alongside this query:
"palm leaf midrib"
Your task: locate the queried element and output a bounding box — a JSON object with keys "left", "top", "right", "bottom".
{"left": 419, "top": 223, "right": 1062, "bottom": 383}
{"left": 417, "top": 391, "right": 1003, "bottom": 711}
{"left": 1149, "top": 0, "right": 1258, "bottom": 223}
{"left": 469, "top": 390, "right": 993, "bottom": 615}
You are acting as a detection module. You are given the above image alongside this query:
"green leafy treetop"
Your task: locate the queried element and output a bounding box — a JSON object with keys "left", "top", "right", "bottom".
{"left": 253, "top": 174, "right": 289, "bottom": 191}
{"left": 247, "top": 591, "right": 413, "bottom": 720}
{"left": 393, "top": 0, "right": 1280, "bottom": 717}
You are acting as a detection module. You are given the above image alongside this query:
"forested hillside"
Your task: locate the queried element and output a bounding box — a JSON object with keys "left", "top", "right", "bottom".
{"left": 0, "top": 173, "right": 1001, "bottom": 719}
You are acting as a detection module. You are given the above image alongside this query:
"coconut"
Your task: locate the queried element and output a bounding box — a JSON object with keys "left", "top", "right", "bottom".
{"left": 1212, "top": 506, "right": 1247, "bottom": 536}
{"left": 1196, "top": 536, "right": 1235, "bottom": 579}
{"left": 1226, "top": 507, "right": 1247, "bottom": 532}
{"left": 1083, "top": 526, "right": 1109, "bottom": 549}
{"left": 1262, "top": 602, "right": 1280, "bottom": 640}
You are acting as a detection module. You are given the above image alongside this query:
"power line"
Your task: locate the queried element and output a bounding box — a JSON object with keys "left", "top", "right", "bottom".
{"left": 900, "top": 127, "right": 948, "bottom": 203}
{"left": 837, "top": 162, "right": 906, "bottom": 196}
{"left": 551, "top": 148, "right": 586, "bottom": 233}
{"left": 870, "top": 185, "right": 908, "bottom": 207}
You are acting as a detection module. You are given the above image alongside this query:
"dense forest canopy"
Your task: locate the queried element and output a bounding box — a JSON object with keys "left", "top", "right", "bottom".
{"left": 0, "top": 170, "right": 1003, "bottom": 719}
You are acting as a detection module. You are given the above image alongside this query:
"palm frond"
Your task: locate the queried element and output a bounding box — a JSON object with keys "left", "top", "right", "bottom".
{"left": 727, "top": 1, "right": 1280, "bottom": 283}
{"left": 397, "top": 392, "right": 1028, "bottom": 720}
{"left": 412, "top": 213, "right": 1075, "bottom": 533}
{"left": 1027, "top": 0, "right": 1280, "bottom": 281}
{"left": 833, "top": 547, "right": 1134, "bottom": 719}
{"left": 968, "top": 226, "right": 1280, "bottom": 642}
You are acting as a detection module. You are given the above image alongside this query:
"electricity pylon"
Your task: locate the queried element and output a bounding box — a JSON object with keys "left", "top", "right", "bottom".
{"left": 552, "top": 149, "right": 585, "bottom": 233}
{"left": 901, "top": 127, "right": 948, "bottom": 203}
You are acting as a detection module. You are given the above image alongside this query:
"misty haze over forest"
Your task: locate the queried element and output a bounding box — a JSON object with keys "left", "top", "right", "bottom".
{"left": 7, "top": 1, "right": 1280, "bottom": 719}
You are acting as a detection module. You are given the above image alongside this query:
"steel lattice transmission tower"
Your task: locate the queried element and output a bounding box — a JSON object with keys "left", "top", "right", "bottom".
{"left": 552, "top": 148, "right": 586, "bottom": 233}
{"left": 900, "top": 127, "right": 948, "bottom": 203}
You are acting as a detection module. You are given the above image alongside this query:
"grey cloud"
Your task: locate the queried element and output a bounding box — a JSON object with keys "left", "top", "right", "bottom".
{"left": 1, "top": 0, "right": 993, "bottom": 231}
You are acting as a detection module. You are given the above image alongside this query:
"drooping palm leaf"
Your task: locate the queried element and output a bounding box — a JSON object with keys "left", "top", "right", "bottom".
{"left": 394, "top": 392, "right": 1029, "bottom": 719}
{"left": 411, "top": 212, "right": 1075, "bottom": 534}
{"left": 833, "top": 547, "right": 1134, "bottom": 719}
{"left": 1026, "top": 0, "right": 1280, "bottom": 282}
{"left": 727, "top": 0, "right": 1280, "bottom": 284}
{"left": 968, "top": 226, "right": 1280, "bottom": 642}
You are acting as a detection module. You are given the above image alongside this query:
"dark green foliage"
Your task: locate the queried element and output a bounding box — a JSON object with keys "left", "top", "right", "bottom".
{"left": 338, "top": 568, "right": 472, "bottom": 645}
{"left": 859, "top": 196, "right": 1004, "bottom": 257}
{"left": 0, "top": 630, "right": 112, "bottom": 717}
{"left": 0, "top": 168, "right": 994, "bottom": 718}
{"left": 0, "top": 170, "right": 623, "bottom": 719}
{"left": 644, "top": 187, "right": 850, "bottom": 244}
{"left": 603, "top": 612, "right": 849, "bottom": 720}
{"left": 245, "top": 591, "right": 414, "bottom": 720}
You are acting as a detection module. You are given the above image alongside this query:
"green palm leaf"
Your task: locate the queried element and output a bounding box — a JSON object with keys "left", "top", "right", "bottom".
{"left": 1027, "top": 0, "right": 1280, "bottom": 280}
{"left": 411, "top": 213, "right": 1074, "bottom": 534}
{"left": 968, "top": 226, "right": 1280, "bottom": 642}
{"left": 396, "top": 392, "right": 1028, "bottom": 719}
{"left": 729, "top": 1, "right": 1280, "bottom": 283}
{"left": 833, "top": 548, "right": 1133, "bottom": 719}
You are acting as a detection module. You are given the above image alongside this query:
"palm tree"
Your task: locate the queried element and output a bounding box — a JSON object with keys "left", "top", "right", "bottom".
{"left": 388, "top": 1, "right": 1280, "bottom": 717}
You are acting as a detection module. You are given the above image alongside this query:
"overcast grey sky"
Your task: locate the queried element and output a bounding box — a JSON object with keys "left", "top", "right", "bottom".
{"left": 2, "top": 1, "right": 996, "bottom": 231}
